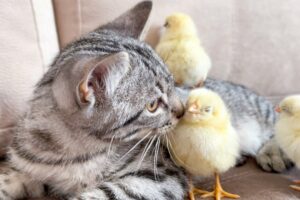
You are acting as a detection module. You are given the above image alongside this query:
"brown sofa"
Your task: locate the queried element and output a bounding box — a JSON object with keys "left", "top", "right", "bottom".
{"left": 1, "top": 0, "right": 300, "bottom": 199}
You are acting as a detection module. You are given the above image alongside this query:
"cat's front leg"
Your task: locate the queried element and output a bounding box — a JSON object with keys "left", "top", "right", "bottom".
{"left": 256, "top": 137, "right": 293, "bottom": 172}
{"left": 70, "top": 169, "right": 188, "bottom": 200}
{"left": 0, "top": 163, "right": 45, "bottom": 199}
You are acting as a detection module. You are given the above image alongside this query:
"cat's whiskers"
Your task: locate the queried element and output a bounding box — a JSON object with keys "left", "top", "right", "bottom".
{"left": 136, "top": 135, "right": 157, "bottom": 173}
{"left": 165, "top": 135, "right": 171, "bottom": 158}
{"left": 165, "top": 131, "right": 183, "bottom": 165}
{"left": 165, "top": 135, "right": 173, "bottom": 157}
{"left": 153, "top": 136, "right": 161, "bottom": 181}
{"left": 168, "top": 130, "right": 177, "bottom": 145}
{"left": 107, "top": 133, "right": 118, "bottom": 156}
{"left": 118, "top": 131, "right": 152, "bottom": 161}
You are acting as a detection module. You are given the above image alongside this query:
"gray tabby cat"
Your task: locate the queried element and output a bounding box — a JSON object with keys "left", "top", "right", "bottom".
{"left": 0, "top": 2, "right": 188, "bottom": 199}
{"left": 0, "top": 1, "right": 292, "bottom": 200}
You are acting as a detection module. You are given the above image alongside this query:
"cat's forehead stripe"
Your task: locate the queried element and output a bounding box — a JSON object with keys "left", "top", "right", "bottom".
{"left": 38, "top": 30, "right": 171, "bottom": 87}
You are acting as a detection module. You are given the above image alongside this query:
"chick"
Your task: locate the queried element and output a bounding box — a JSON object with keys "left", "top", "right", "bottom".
{"left": 166, "top": 88, "right": 240, "bottom": 200}
{"left": 275, "top": 95, "right": 300, "bottom": 191}
{"left": 155, "top": 13, "right": 211, "bottom": 88}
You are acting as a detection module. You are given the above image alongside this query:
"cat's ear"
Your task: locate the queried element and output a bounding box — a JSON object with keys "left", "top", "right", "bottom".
{"left": 77, "top": 52, "right": 131, "bottom": 106}
{"left": 97, "top": 1, "right": 152, "bottom": 40}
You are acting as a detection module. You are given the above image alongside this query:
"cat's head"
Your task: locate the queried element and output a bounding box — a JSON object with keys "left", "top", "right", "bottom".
{"left": 35, "top": 1, "right": 184, "bottom": 142}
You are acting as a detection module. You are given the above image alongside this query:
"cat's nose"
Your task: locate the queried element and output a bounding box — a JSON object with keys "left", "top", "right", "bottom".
{"left": 172, "top": 100, "right": 185, "bottom": 119}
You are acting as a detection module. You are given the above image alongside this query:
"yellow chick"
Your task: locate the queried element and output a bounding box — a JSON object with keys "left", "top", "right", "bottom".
{"left": 275, "top": 95, "right": 300, "bottom": 191}
{"left": 155, "top": 13, "right": 211, "bottom": 88}
{"left": 167, "top": 88, "right": 240, "bottom": 200}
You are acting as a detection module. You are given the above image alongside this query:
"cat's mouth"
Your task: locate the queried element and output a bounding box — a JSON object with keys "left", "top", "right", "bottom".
{"left": 156, "top": 121, "right": 177, "bottom": 136}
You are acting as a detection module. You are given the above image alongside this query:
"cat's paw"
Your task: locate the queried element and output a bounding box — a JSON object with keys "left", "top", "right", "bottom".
{"left": 0, "top": 168, "right": 25, "bottom": 199}
{"left": 256, "top": 138, "right": 293, "bottom": 172}
{"left": 0, "top": 165, "right": 44, "bottom": 199}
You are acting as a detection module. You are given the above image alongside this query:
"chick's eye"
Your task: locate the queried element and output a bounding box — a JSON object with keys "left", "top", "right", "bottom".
{"left": 282, "top": 106, "right": 291, "bottom": 114}
{"left": 282, "top": 106, "right": 287, "bottom": 111}
{"left": 203, "top": 107, "right": 212, "bottom": 113}
{"left": 146, "top": 100, "right": 159, "bottom": 113}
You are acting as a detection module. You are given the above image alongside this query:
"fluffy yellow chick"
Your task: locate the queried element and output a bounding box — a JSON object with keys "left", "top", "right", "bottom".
{"left": 167, "top": 88, "right": 240, "bottom": 200}
{"left": 275, "top": 95, "right": 300, "bottom": 191}
{"left": 155, "top": 13, "right": 211, "bottom": 88}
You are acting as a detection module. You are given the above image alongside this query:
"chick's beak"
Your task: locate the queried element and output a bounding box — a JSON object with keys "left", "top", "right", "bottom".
{"left": 187, "top": 104, "right": 199, "bottom": 114}
{"left": 275, "top": 106, "right": 281, "bottom": 113}
{"left": 164, "top": 22, "right": 169, "bottom": 28}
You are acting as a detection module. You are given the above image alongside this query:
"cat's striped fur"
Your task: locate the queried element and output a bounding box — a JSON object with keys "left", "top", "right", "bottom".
{"left": 0, "top": 1, "right": 292, "bottom": 200}
{"left": 0, "top": 2, "right": 188, "bottom": 199}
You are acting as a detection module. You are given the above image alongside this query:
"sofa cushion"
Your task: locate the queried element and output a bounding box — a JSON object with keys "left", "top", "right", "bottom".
{"left": 0, "top": 0, "right": 59, "bottom": 155}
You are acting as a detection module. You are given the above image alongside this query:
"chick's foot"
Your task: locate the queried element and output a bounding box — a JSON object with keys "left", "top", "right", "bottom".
{"left": 290, "top": 185, "right": 300, "bottom": 191}
{"left": 200, "top": 173, "right": 240, "bottom": 200}
{"left": 188, "top": 177, "right": 210, "bottom": 200}
{"left": 189, "top": 187, "right": 210, "bottom": 200}
{"left": 290, "top": 180, "right": 300, "bottom": 191}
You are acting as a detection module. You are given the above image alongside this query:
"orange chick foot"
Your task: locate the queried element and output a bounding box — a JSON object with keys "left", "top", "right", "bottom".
{"left": 189, "top": 187, "right": 210, "bottom": 200}
{"left": 290, "top": 180, "right": 300, "bottom": 191}
{"left": 290, "top": 185, "right": 300, "bottom": 191}
{"left": 200, "top": 173, "right": 240, "bottom": 200}
{"left": 201, "top": 189, "right": 240, "bottom": 200}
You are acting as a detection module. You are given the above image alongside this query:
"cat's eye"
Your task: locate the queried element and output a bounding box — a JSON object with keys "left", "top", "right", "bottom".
{"left": 146, "top": 100, "right": 159, "bottom": 113}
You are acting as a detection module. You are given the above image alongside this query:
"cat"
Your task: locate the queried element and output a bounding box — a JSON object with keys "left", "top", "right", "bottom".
{"left": 0, "top": 1, "right": 292, "bottom": 200}
{"left": 0, "top": 2, "right": 189, "bottom": 200}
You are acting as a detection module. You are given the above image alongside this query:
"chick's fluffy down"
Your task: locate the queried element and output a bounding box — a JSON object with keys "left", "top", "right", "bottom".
{"left": 155, "top": 13, "right": 211, "bottom": 87}
{"left": 275, "top": 116, "right": 300, "bottom": 168}
{"left": 170, "top": 123, "right": 239, "bottom": 177}
{"left": 157, "top": 40, "right": 211, "bottom": 87}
